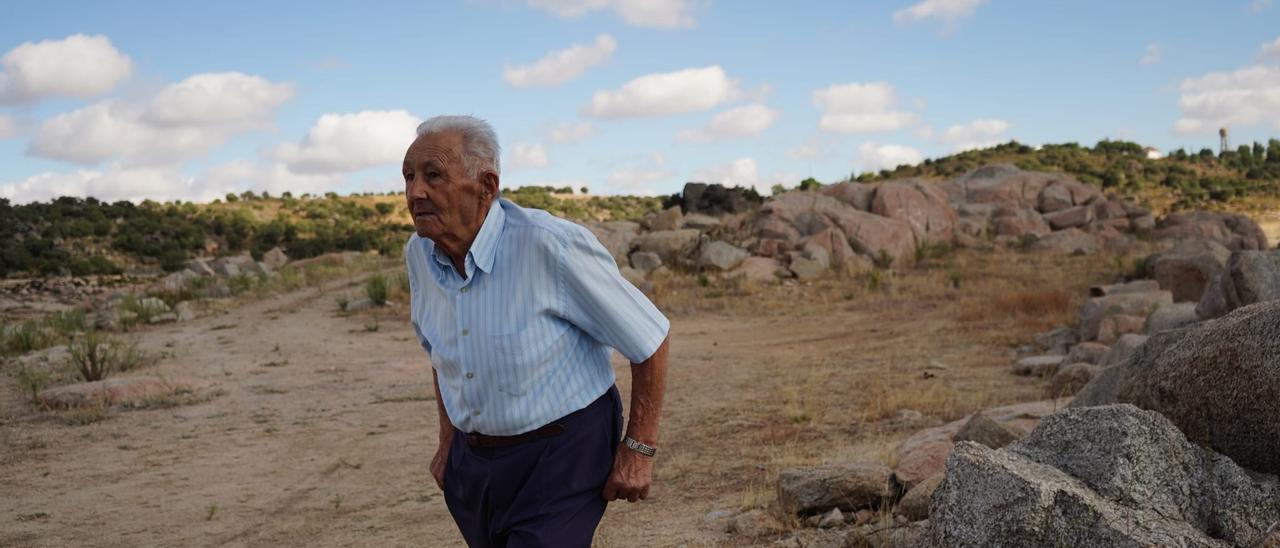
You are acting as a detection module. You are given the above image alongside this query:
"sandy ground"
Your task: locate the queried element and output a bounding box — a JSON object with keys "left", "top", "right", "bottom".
{"left": 0, "top": 248, "right": 1122, "bottom": 547}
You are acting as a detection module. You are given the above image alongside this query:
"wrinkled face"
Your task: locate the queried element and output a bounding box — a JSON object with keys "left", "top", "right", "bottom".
{"left": 402, "top": 131, "right": 495, "bottom": 242}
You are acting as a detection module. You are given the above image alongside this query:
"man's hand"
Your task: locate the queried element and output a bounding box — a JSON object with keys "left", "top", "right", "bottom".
{"left": 602, "top": 446, "right": 653, "bottom": 502}
{"left": 431, "top": 431, "right": 453, "bottom": 490}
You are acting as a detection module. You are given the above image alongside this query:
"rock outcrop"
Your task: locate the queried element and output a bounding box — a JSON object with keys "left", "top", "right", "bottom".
{"left": 1072, "top": 300, "right": 1280, "bottom": 475}
{"left": 930, "top": 405, "right": 1280, "bottom": 547}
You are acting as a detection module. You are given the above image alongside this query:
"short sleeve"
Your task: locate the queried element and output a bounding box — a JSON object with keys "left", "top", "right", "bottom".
{"left": 558, "top": 225, "right": 670, "bottom": 364}
{"left": 404, "top": 236, "right": 432, "bottom": 355}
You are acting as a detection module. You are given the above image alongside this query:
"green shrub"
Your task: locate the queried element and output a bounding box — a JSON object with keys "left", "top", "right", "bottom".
{"left": 365, "top": 273, "right": 389, "bottom": 305}
{"left": 68, "top": 331, "right": 144, "bottom": 382}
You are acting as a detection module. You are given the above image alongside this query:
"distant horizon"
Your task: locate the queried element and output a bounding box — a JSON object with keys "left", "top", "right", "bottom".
{"left": 1, "top": 0, "right": 1278, "bottom": 204}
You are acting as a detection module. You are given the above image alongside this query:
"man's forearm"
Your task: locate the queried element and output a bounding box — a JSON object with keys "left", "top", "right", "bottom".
{"left": 432, "top": 369, "right": 457, "bottom": 442}
{"left": 625, "top": 336, "right": 669, "bottom": 447}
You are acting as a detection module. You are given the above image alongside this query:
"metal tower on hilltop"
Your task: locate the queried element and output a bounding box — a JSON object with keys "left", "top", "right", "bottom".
{"left": 1220, "top": 127, "right": 1229, "bottom": 155}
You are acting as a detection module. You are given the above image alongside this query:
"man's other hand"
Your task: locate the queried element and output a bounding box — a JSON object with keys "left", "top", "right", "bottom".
{"left": 602, "top": 446, "right": 653, "bottom": 502}
{"left": 431, "top": 433, "right": 452, "bottom": 490}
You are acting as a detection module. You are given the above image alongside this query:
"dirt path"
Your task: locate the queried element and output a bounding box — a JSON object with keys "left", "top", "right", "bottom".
{"left": 1, "top": 249, "right": 1115, "bottom": 547}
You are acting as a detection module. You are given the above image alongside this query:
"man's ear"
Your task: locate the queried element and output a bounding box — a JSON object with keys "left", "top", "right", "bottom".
{"left": 480, "top": 170, "right": 500, "bottom": 200}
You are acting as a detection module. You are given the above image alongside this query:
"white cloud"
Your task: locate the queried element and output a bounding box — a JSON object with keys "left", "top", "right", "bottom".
{"left": 893, "top": 0, "right": 987, "bottom": 31}
{"left": 504, "top": 34, "right": 617, "bottom": 88}
{"left": 1141, "top": 43, "right": 1162, "bottom": 65}
{"left": 272, "top": 110, "right": 421, "bottom": 174}
{"left": 786, "top": 135, "right": 833, "bottom": 161}
{"left": 0, "top": 114, "right": 17, "bottom": 139}
{"left": 29, "top": 72, "right": 294, "bottom": 165}
{"left": 856, "top": 142, "right": 924, "bottom": 173}
{"left": 0, "top": 165, "right": 231, "bottom": 204}
{"left": 0, "top": 34, "right": 133, "bottom": 105}
{"left": 582, "top": 65, "right": 740, "bottom": 119}
{"left": 1173, "top": 64, "right": 1280, "bottom": 134}
{"left": 812, "top": 82, "right": 918, "bottom": 133}
{"left": 548, "top": 121, "right": 596, "bottom": 143}
{"left": 676, "top": 103, "right": 779, "bottom": 142}
{"left": 605, "top": 152, "right": 675, "bottom": 194}
{"left": 692, "top": 157, "right": 759, "bottom": 186}
{"left": 527, "top": 0, "right": 699, "bottom": 29}
{"left": 1251, "top": 0, "right": 1274, "bottom": 12}
{"left": 935, "top": 118, "right": 1012, "bottom": 152}
{"left": 141, "top": 72, "right": 294, "bottom": 127}
{"left": 1261, "top": 37, "right": 1280, "bottom": 62}
{"left": 508, "top": 142, "right": 551, "bottom": 170}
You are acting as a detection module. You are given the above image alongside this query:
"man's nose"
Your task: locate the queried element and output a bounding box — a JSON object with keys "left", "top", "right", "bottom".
{"left": 407, "top": 177, "right": 430, "bottom": 198}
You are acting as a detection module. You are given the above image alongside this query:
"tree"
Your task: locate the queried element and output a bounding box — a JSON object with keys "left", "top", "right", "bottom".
{"left": 798, "top": 177, "right": 823, "bottom": 191}
{"left": 1268, "top": 139, "right": 1280, "bottom": 163}
{"left": 225, "top": 193, "right": 239, "bottom": 202}
{"left": 579, "top": 186, "right": 589, "bottom": 195}
{"left": 770, "top": 183, "right": 785, "bottom": 196}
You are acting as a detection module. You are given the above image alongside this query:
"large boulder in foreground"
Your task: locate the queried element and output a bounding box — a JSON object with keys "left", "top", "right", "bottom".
{"left": 930, "top": 405, "right": 1280, "bottom": 547}
{"left": 1072, "top": 300, "right": 1280, "bottom": 475}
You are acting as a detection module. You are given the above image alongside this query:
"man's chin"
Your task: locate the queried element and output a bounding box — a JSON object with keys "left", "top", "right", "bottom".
{"left": 414, "top": 219, "right": 440, "bottom": 239}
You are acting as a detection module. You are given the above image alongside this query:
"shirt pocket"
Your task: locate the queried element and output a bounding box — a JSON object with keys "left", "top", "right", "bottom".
{"left": 491, "top": 319, "right": 571, "bottom": 397}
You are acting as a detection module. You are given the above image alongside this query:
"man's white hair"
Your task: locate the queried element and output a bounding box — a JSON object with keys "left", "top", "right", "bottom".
{"left": 416, "top": 115, "right": 502, "bottom": 177}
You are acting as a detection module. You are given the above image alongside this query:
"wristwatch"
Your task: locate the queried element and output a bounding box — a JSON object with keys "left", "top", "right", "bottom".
{"left": 623, "top": 436, "right": 657, "bottom": 457}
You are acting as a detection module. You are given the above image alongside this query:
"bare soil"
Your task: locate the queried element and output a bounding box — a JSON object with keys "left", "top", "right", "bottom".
{"left": 1, "top": 248, "right": 1128, "bottom": 547}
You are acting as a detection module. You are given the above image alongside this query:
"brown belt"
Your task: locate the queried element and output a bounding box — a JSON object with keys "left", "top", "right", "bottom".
{"left": 465, "top": 423, "right": 566, "bottom": 449}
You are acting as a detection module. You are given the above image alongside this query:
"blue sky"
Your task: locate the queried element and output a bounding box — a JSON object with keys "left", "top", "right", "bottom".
{"left": 1, "top": 0, "right": 1278, "bottom": 203}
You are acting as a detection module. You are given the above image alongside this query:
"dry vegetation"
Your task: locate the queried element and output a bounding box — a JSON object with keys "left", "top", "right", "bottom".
{"left": 0, "top": 242, "right": 1147, "bottom": 546}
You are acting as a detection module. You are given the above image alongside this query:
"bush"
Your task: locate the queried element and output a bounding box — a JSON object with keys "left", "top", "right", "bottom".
{"left": 68, "top": 331, "right": 144, "bottom": 382}
{"left": 365, "top": 273, "right": 389, "bottom": 305}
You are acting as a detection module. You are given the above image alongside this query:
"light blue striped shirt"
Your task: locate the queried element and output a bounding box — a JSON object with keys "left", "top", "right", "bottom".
{"left": 405, "top": 198, "right": 670, "bottom": 436}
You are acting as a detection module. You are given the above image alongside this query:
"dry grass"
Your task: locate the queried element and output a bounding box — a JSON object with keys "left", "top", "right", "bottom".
{"left": 633, "top": 244, "right": 1153, "bottom": 540}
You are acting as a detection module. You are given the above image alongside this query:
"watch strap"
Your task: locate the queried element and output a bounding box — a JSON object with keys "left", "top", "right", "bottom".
{"left": 623, "top": 436, "right": 657, "bottom": 457}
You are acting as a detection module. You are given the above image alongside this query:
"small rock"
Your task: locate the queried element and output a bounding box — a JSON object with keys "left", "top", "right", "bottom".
{"left": 952, "top": 414, "right": 1022, "bottom": 449}
{"left": 1033, "top": 326, "right": 1077, "bottom": 354}
{"left": 147, "top": 312, "right": 178, "bottom": 324}
{"left": 817, "top": 508, "right": 844, "bottom": 528}
{"left": 628, "top": 251, "right": 663, "bottom": 273}
{"left": 1096, "top": 313, "right": 1146, "bottom": 344}
{"left": 174, "top": 301, "right": 196, "bottom": 322}
{"left": 1099, "top": 333, "right": 1148, "bottom": 367}
{"left": 696, "top": 241, "right": 749, "bottom": 271}
{"left": 38, "top": 377, "right": 185, "bottom": 409}
{"left": 727, "top": 509, "right": 784, "bottom": 537}
{"left": 777, "top": 462, "right": 893, "bottom": 515}
{"left": 262, "top": 247, "right": 289, "bottom": 269}
{"left": 1144, "top": 302, "right": 1199, "bottom": 334}
{"left": 895, "top": 472, "right": 942, "bottom": 521}
{"left": 1065, "top": 342, "right": 1110, "bottom": 365}
{"left": 682, "top": 213, "right": 721, "bottom": 230}
{"left": 652, "top": 206, "right": 684, "bottom": 231}
{"left": 1010, "top": 355, "right": 1064, "bottom": 377}
{"left": 1047, "top": 362, "right": 1101, "bottom": 397}
{"left": 344, "top": 298, "right": 375, "bottom": 312}
{"left": 788, "top": 255, "right": 828, "bottom": 281}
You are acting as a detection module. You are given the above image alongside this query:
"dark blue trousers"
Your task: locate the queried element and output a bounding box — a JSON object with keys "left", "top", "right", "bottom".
{"left": 443, "top": 386, "right": 623, "bottom": 548}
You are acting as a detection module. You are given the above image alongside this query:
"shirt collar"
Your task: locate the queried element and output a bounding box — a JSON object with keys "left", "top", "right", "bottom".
{"left": 468, "top": 198, "right": 505, "bottom": 274}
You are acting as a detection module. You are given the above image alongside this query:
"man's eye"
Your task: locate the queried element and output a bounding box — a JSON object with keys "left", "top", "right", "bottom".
{"left": 403, "top": 173, "right": 412, "bottom": 181}
{"left": 428, "top": 172, "right": 440, "bottom": 179}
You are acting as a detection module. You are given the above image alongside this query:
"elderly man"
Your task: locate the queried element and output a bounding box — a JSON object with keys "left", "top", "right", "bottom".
{"left": 402, "top": 115, "right": 670, "bottom": 547}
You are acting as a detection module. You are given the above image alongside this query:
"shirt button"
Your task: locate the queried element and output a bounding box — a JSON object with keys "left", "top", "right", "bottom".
{"left": 462, "top": 328, "right": 470, "bottom": 336}
{"left": 472, "top": 410, "right": 480, "bottom": 416}
{"left": 465, "top": 372, "right": 474, "bottom": 379}
{"left": 460, "top": 286, "right": 469, "bottom": 294}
